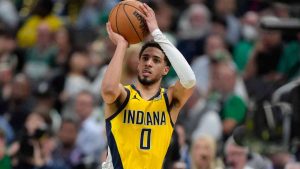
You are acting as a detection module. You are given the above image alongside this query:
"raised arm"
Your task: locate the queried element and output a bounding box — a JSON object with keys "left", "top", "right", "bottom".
{"left": 101, "top": 23, "right": 128, "bottom": 104}
{"left": 139, "top": 3, "right": 196, "bottom": 108}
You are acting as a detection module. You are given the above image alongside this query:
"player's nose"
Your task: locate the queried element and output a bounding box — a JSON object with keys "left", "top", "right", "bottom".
{"left": 145, "top": 59, "right": 153, "bottom": 67}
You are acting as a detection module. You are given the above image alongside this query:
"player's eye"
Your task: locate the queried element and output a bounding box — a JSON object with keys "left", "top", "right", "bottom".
{"left": 142, "top": 55, "right": 149, "bottom": 61}
{"left": 153, "top": 58, "right": 160, "bottom": 64}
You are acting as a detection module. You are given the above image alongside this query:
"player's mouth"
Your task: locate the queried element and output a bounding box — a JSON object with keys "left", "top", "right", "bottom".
{"left": 142, "top": 69, "right": 152, "bottom": 76}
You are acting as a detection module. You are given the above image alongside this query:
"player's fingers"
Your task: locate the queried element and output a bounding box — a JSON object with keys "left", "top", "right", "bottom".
{"left": 136, "top": 9, "right": 147, "bottom": 20}
{"left": 143, "top": 3, "right": 154, "bottom": 14}
{"left": 139, "top": 4, "right": 148, "bottom": 16}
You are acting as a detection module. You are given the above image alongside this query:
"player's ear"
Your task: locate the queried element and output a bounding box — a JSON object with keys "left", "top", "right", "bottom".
{"left": 162, "top": 66, "right": 170, "bottom": 76}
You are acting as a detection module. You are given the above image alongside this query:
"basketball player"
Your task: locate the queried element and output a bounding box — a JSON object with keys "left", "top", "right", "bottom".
{"left": 101, "top": 3, "right": 196, "bottom": 169}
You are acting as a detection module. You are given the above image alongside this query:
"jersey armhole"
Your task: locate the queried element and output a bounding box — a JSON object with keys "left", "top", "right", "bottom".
{"left": 106, "top": 88, "right": 130, "bottom": 122}
{"left": 163, "top": 90, "right": 174, "bottom": 127}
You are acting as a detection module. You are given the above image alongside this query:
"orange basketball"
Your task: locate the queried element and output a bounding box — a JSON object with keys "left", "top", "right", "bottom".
{"left": 109, "top": 0, "right": 149, "bottom": 44}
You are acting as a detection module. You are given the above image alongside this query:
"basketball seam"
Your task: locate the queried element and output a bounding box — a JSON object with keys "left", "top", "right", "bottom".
{"left": 123, "top": 4, "right": 143, "bottom": 14}
{"left": 124, "top": 4, "right": 149, "bottom": 35}
{"left": 115, "top": 4, "right": 121, "bottom": 34}
{"left": 123, "top": 4, "right": 142, "bottom": 42}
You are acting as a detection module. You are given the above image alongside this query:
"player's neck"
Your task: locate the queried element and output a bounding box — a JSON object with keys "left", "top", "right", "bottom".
{"left": 135, "top": 81, "right": 161, "bottom": 100}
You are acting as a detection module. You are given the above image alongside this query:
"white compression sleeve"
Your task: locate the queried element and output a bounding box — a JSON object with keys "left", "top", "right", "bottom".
{"left": 151, "top": 29, "right": 196, "bottom": 89}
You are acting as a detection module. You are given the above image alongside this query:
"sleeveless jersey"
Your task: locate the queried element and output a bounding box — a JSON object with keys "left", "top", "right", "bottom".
{"left": 105, "top": 85, "right": 174, "bottom": 169}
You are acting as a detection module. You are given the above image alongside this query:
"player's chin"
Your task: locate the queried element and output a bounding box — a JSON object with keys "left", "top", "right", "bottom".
{"left": 138, "top": 75, "right": 155, "bottom": 85}
{"left": 141, "top": 76, "right": 152, "bottom": 82}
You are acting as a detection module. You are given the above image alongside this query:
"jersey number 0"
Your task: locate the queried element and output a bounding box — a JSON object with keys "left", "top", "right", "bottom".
{"left": 140, "top": 128, "right": 151, "bottom": 149}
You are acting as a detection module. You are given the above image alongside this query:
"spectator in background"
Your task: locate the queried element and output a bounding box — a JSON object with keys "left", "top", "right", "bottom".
{"left": 190, "top": 134, "right": 224, "bottom": 169}
{"left": 9, "top": 109, "right": 52, "bottom": 169}
{"left": 210, "top": 16, "right": 228, "bottom": 44}
{"left": 176, "top": 124, "right": 191, "bottom": 169}
{"left": 185, "top": 49, "right": 248, "bottom": 142}
{"left": 34, "top": 82, "right": 61, "bottom": 133}
{"left": 32, "top": 131, "right": 68, "bottom": 169}
{"left": 54, "top": 118, "right": 79, "bottom": 169}
{"left": 0, "top": 26, "right": 17, "bottom": 107}
{"left": 233, "top": 11, "right": 259, "bottom": 73}
{"left": 87, "top": 39, "right": 110, "bottom": 80}
{"left": 17, "top": 0, "right": 62, "bottom": 48}
{"left": 224, "top": 137, "right": 253, "bottom": 169}
{"left": 177, "top": 4, "right": 211, "bottom": 63}
{"left": 278, "top": 32, "right": 300, "bottom": 80}
{"left": 191, "top": 34, "right": 226, "bottom": 97}
{"left": 0, "top": 0, "right": 19, "bottom": 28}
{"left": 71, "top": 91, "right": 105, "bottom": 168}
{"left": 53, "top": 26, "right": 75, "bottom": 70}
{"left": 49, "top": 26, "right": 75, "bottom": 112}
{"left": 178, "top": 84, "right": 222, "bottom": 141}
{"left": 13, "top": 111, "right": 68, "bottom": 169}
{"left": 189, "top": 92, "right": 223, "bottom": 142}
{"left": 0, "top": 26, "right": 15, "bottom": 111}
{"left": 214, "top": 0, "right": 241, "bottom": 46}
{"left": 24, "top": 22, "right": 56, "bottom": 83}
{"left": 90, "top": 38, "right": 118, "bottom": 101}
{"left": 0, "top": 74, "right": 35, "bottom": 133}
{"left": 182, "top": 35, "right": 225, "bottom": 141}
{"left": 0, "top": 26, "right": 18, "bottom": 79}
{"left": 211, "top": 58, "right": 247, "bottom": 140}
{"left": 0, "top": 129, "right": 11, "bottom": 169}
{"left": 243, "top": 16, "right": 286, "bottom": 105}
{"left": 191, "top": 36, "right": 248, "bottom": 101}
{"left": 268, "top": 149, "right": 295, "bottom": 169}
{"left": 60, "top": 49, "right": 90, "bottom": 115}
{"left": 76, "top": 0, "right": 101, "bottom": 29}
{"left": 244, "top": 16, "right": 283, "bottom": 82}
{"left": 178, "top": 4, "right": 210, "bottom": 40}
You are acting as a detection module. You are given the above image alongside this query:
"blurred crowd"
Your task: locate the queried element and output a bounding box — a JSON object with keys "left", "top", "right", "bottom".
{"left": 0, "top": 0, "right": 300, "bottom": 169}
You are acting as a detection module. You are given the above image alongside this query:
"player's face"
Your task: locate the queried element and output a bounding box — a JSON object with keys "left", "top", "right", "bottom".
{"left": 137, "top": 47, "right": 169, "bottom": 86}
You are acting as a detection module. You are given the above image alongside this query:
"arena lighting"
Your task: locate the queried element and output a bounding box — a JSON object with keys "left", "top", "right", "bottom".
{"left": 260, "top": 17, "right": 300, "bottom": 31}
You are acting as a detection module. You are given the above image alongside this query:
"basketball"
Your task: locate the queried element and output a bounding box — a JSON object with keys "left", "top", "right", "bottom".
{"left": 109, "top": 0, "right": 149, "bottom": 44}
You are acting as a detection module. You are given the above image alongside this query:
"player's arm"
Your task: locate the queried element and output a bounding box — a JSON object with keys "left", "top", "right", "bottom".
{"left": 139, "top": 3, "right": 196, "bottom": 107}
{"left": 101, "top": 23, "right": 128, "bottom": 107}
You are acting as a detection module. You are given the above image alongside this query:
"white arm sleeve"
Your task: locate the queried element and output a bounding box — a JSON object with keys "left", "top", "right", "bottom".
{"left": 151, "top": 29, "right": 196, "bottom": 88}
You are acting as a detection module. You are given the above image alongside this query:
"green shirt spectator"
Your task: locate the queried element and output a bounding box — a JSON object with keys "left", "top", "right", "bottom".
{"left": 24, "top": 45, "right": 56, "bottom": 80}
{"left": 221, "top": 94, "right": 247, "bottom": 124}
{"left": 278, "top": 41, "right": 300, "bottom": 79}
{"left": 0, "top": 155, "right": 11, "bottom": 169}
{"left": 233, "top": 40, "right": 254, "bottom": 73}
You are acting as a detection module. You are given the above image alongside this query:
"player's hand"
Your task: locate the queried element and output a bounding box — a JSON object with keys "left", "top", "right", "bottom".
{"left": 106, "top": 22, "right": 128, "bottom": 47}
{"left": 139, "top": 3, "right": 158, "bottom": 33}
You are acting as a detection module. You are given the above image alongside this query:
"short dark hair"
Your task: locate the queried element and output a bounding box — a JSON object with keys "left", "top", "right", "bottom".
{"left": 139, "top": 41, "right": 171, "bottom": 66}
